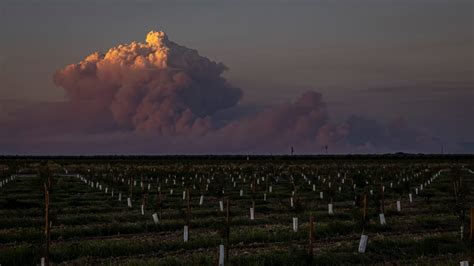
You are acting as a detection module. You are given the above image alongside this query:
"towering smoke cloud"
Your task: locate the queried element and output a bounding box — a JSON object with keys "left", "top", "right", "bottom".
{"left": 0, "top": 30, "right": 436, "bottom": 154}
{"left": 54, "top": 31, "right": 242, "bottom": 135}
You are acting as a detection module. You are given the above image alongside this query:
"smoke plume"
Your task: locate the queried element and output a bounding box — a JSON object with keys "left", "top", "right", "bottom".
{"left": 53, "top": 31, "right": 242, "bottom": 135}
{"left": 0, "top": 30, "right": 437, "bottom": 154}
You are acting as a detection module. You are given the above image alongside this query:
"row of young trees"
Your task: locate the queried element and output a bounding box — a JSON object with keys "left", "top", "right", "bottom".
{"left": 25, "top": 161, "right": 474, "bottom": 265}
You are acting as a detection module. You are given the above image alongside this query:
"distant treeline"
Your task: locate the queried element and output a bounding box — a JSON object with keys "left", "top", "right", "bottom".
{"left": 0, "top": 153, "right": 473, "bottom": 164}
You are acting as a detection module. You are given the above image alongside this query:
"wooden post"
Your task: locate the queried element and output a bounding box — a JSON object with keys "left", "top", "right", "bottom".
{"left": 251, "top": 178, "right": 256, "bottom": 213}
{"left": 363, "top": 194, "right": 367, "bottom": 223}
{"left": 189, "top": 188, "right": 193, "bottom": 238}
{"left": 225, "top": 199, "right": 230, "bottom": 264}
{"left": 265, "top": 175, "right": 268, "bottom": 194}
{"left": 158, "top": 190, "right": 163, "bottom": 221}
{"left": 470, "top": 208, "right": 474, "bottom": 266}
{"left": 453, "top": 182, "right": 458, "bottom": 203}
{"left": 181, "top": 188, "right": 190, "bottom": 243}
{"left": 186, "top": 188, "right": 191, "bottom": 227}
{"left": 380, "top": 184, "right": 385, "bottom": 214}
{"left": 308, "top": 212, "right": 314, "bottom": 259}
{"left": 43, "top": 178, "right": 51, "bottom": 266}
{"left": 252, "top": 178, "right": 256, "bottom": 210}
{"left": 470, "top": 207, "right": 474, "bottom": 241}
{"left": 141, "top": 177, "right": 146, "bottom": 214}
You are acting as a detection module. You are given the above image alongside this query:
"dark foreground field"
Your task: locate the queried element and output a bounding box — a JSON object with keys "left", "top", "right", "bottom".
{"left": 0, "top": 155, "right": 473, "bottom": 265}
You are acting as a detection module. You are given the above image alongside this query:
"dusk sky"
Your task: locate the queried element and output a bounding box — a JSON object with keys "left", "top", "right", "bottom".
{"left": 0, "top": 0, "right": 473, "bottom": 154}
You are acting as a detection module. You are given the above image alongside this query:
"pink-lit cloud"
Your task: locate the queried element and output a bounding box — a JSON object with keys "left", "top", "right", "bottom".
{"left": 53, "top": 31, "right": 242, "bottom": 135}
{"left": 0, "top": 30, "right": 438, "bottom": 154}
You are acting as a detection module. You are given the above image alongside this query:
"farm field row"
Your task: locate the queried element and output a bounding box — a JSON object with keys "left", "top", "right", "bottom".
{"left": 0, "top": 157, "right": 473, "bottom": 265}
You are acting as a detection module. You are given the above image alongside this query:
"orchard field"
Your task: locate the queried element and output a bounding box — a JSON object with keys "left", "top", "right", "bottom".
{"left": 0, "top": 155, "right": 473, "bottom": 265}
